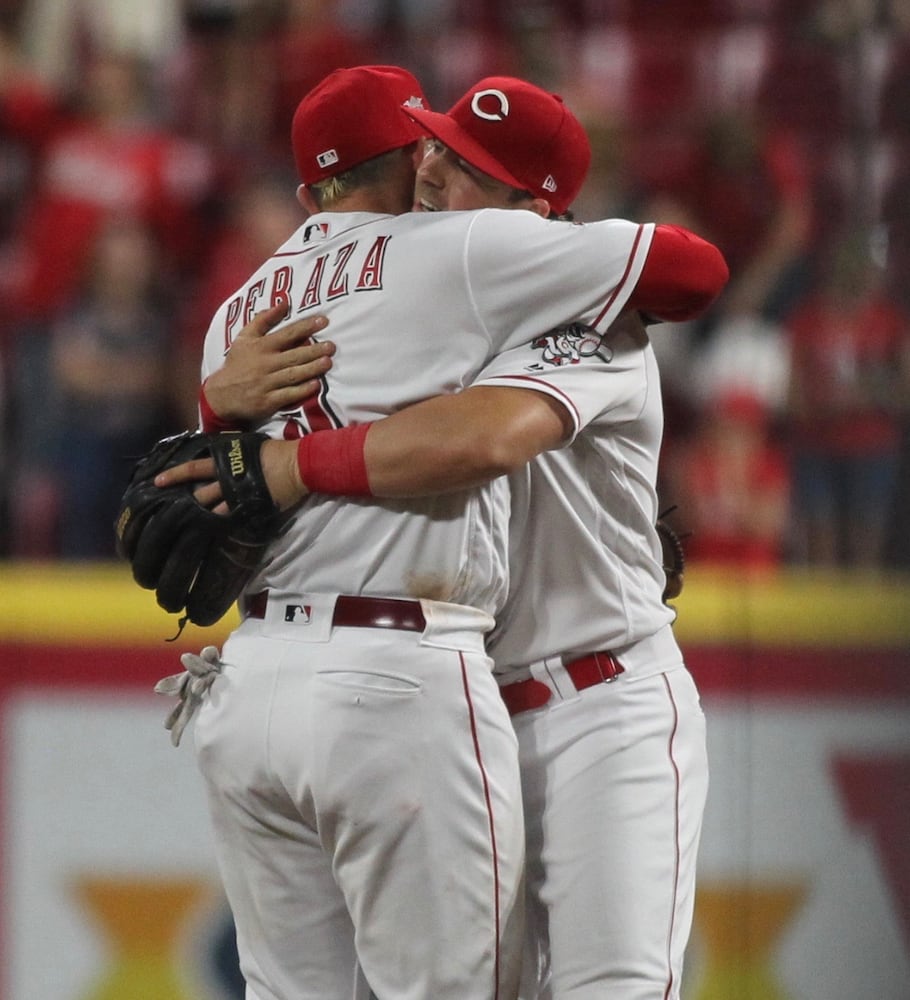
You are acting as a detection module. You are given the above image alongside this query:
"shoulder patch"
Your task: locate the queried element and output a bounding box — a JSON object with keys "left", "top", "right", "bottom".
{"left": 531, "top": 323, "right": 612, "bottom": 367}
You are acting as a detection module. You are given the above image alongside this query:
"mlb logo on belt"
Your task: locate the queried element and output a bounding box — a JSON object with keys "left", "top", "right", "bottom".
{"left": 317, "top": 148, "right": 339, "bottom": 168}
{"left": 284, "top": 604, "right": 313, "bottom": 624}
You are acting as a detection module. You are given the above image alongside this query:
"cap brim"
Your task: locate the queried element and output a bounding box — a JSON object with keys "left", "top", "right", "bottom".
{"left": 404, "top": 106, "right": 528, "bottom": 193}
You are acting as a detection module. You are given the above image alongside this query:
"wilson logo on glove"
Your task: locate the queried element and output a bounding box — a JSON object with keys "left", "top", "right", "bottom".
{"left": 228, "top": 436, "right": 245, "bottom": 477}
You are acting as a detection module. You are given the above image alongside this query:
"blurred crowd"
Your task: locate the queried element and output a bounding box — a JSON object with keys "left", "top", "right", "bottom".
{"left": 1, "top": 0, "right": 909, "bottom": 571}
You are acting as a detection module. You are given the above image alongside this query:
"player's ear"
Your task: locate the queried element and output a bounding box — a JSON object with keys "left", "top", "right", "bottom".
{"left": 528, "top": 197, "right": 552, "bottom": 219}
{"left": 297, "top": 184, "right": 320, "bottom": 215}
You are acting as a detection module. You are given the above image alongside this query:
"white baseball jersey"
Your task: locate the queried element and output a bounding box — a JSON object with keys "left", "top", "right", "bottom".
{"left": 200, "top": 208, "right": 655, "bottom": 616}
{"left": 472, "top": 322, "right": 708, "bottom": 999}
{"left": 194, "top": 206, "right": 659, "bottom": 1000}
{"left": 475, "top": 321, "right": 676, "bottom": 674}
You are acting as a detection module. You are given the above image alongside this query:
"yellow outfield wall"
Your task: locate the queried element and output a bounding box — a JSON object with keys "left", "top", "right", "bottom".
{"left": 2, "top": 560, "right": 910, "bottom": 649}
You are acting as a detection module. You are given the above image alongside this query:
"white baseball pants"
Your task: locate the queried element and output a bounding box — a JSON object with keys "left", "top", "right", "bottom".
{"left": 194, "top": 613, "right": 525, "bottom": 1000}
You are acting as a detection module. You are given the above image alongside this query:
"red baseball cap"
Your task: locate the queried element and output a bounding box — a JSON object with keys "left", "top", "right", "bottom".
{"left": 405, "top": 76, "right": 591, "bottom": 215}
{"left": 292, "top": 65, "right": 430, "bottom": 186}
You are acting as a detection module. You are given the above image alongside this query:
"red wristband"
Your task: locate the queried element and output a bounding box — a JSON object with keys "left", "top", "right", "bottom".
{"left": 199, "top": 379, "right": 237, "bottom": 433}
{"left": 296, "top": 423, "right": 373, "bottom": 496}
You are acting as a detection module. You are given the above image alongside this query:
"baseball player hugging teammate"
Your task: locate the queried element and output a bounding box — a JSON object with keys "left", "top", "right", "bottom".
{"left": 124, "top": 66, "right": 728, "bottom": 1000}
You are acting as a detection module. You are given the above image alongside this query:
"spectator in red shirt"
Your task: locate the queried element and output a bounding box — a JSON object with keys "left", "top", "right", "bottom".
{"left": 665, "top": 389, "right": 791, "bottom": 572}
{"left": 784, "top": 234, "right": 910, "bottom": 568}
{"left": 679, "top": 111, "right": 814, "bottom": 324}
{"left": 1, "top": 46, "right": 214, "bottom": 328}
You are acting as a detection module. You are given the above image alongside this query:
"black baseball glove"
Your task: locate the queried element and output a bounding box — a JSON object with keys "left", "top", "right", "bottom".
{"left": 656, "top": 507, "right": 687, "bottom": 604}
{"left": 114, "top": 430, "right": 283, "bottom": 629}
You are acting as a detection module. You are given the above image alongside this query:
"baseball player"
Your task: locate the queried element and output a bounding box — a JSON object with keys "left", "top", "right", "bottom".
{"left": 168, "top": 77, "right": 726, "bottom": 999}
{"left": 185, "top": 66, "right": 528, "bottom": 1000}
{"left": 408, "top": 89, "right": 714, "bottom": 1000}
{"left": 165, "top": 64, "right": 728, "bottom": 1000}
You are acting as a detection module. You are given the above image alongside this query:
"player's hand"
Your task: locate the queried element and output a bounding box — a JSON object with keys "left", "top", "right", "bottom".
{"left": 154, "top": 457, "right": 223, "bottom": 509}
{"left": 203, "top": 304, "right": 336, "bottom": 425}
{"left": 155, "top": 440, "right": 309, "bottom": 513}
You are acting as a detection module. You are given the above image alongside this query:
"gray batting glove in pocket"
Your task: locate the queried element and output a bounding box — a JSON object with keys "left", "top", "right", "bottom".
{"left": 154, "top": 645, "right": 224, "bottom": 747}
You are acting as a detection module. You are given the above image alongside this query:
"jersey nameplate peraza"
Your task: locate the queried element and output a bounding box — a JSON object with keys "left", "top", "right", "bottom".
{"left": 222, "top": 235, "right": 391, "bottom": 351}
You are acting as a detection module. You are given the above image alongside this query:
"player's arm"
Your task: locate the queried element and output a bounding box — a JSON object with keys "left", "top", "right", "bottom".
{"left": 306, "top": 385, "right": 570, "bottom": 497}
{"left": 156, "top": 385, "right": 571, "bottom": 510}
{"left": 321, "top": 229, "right": 727, "bottom": 500}
{"left": 198, "top": 223, "right": 723, "bottom": 432}
{"left": 200, "top": 303, "right": 335, "bottom": 431}
{"left": 627, "top": 224, "right": 729, "bottom": 323}
{"left": 164, "top": 225, "right": 727, "bottom": 506}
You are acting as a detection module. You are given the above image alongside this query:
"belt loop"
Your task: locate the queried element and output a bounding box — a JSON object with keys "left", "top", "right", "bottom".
{"left": 533, "top": 658, "right": 574, "bottom": 700}
{"left": 244, "top": 591, "right": 269, "bottom": 621}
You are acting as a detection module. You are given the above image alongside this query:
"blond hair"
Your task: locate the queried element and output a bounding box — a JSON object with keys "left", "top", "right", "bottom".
{"left": 309, "top": 148, "right": 408, "bottom": 209}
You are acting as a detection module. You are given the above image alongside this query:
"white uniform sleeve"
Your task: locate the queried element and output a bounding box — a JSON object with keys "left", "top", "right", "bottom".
{"left": 473, "top": 322, "right": 652, "bottom": 444}
{"left": 463, "top": 210, "right": 654, "bottom": 352}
